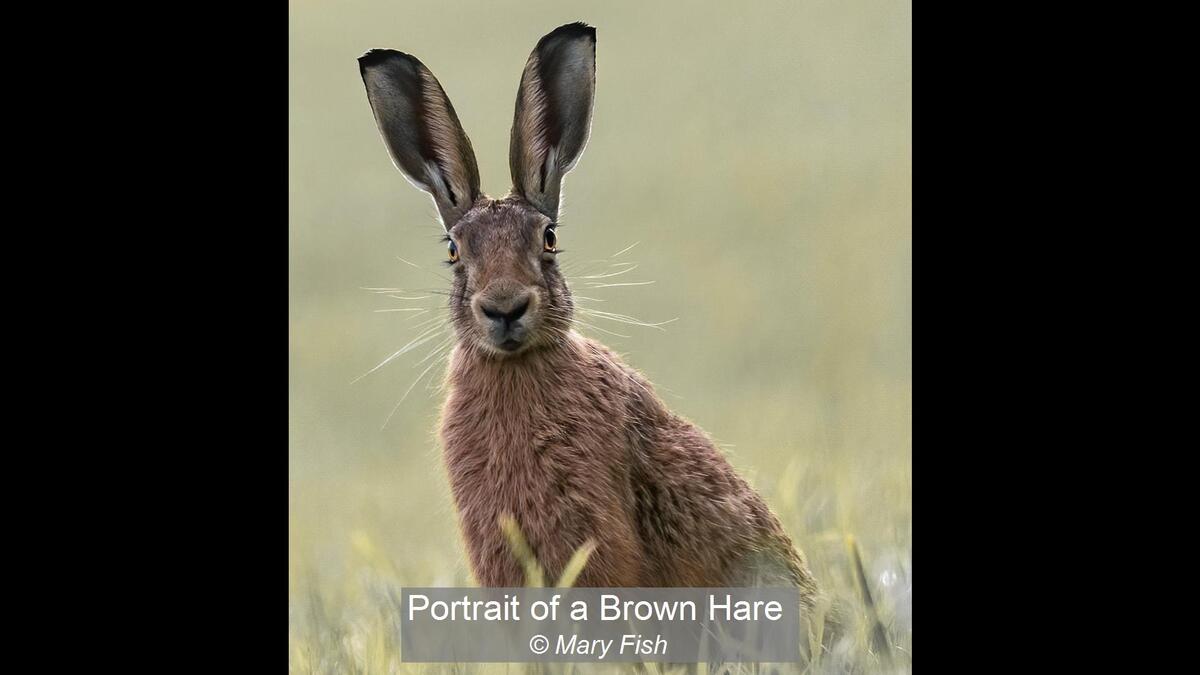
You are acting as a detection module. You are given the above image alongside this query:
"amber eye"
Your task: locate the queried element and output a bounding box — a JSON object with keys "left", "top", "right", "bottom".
{"left": 447, "top": 240, "right": 459, "bottom": 263}
{"left": 543, "top": 227, "right": 557, "bottom": 252}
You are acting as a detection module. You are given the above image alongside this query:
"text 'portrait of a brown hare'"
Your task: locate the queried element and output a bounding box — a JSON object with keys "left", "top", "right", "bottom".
{"left": 358, "top": 23, "right": 821, "bottom": 609}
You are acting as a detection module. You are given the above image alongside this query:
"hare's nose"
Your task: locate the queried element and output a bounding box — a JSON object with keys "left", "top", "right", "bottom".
{"left": 480, "top": 294, "right": 530, "bottom": 327}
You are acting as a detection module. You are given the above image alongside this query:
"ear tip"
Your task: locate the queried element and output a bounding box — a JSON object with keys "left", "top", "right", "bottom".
{"left": 358, "top": 49, "right": 423, "bottom": 75}
{"left": 540, "top": 21, "right": 596, "bottom": 48}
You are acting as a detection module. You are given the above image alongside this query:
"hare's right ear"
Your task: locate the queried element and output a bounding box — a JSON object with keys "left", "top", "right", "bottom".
{"left": 359, "top": 50, "right": 481, "bottom": 230}
{"left": 509, "top": 23, "right": 597, "bottom": 220}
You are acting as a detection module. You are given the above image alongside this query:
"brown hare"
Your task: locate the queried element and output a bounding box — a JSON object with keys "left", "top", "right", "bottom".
{"left": 358, "top": 23, "right": 821, "bottom": 608}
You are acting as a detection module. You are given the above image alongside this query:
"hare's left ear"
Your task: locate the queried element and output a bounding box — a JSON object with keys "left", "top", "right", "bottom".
{"left": 359, "top": 50, "right": 481, "bottom": 230}
{"left": 509, "top": 22, "right": 596, "bottom": 220}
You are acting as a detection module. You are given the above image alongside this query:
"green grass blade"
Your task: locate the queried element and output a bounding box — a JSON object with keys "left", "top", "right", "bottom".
{"left": 499, "top": 513, "right": 545, "bottom": 587}
{"left": 555, "top": 540, "right": 597, "bottom": 588}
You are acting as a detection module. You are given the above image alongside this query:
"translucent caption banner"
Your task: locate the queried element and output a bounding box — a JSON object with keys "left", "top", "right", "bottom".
{"left": 400, "top": 587, "right": 801, "bottom": 663}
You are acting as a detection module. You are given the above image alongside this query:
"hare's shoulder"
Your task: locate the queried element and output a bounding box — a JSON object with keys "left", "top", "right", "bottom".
{"left": 569, "top": 332, "right": 657, "bottom": 390}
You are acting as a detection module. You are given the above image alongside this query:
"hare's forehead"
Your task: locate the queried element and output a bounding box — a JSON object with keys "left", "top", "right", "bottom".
{"left": 451, "top": 204, "right": 548, "bottom": 249}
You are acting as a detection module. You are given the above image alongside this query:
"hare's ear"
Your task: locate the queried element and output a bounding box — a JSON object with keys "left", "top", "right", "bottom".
{"left": 359, "top": 50, "right": 481, "bottom": 230}
{"left": 509, "top": 22, "right": 596, "bottom": 220}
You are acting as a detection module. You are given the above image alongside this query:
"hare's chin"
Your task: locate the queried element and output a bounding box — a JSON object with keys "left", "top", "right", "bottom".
{"left": 474, "top": 336, "right": 533, "bottom": 359}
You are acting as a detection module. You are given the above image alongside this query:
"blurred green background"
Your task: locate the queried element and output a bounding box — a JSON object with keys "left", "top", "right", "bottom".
{"left": 290, "top": 0, "right": 910, "bottom": 671}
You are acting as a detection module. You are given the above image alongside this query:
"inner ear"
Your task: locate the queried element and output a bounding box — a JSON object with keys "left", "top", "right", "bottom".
{"left": 359, "top": 49, "right": 481, "bottom": 229}
{"left": 508, "top": 23, "right": 596, "bottom": 220}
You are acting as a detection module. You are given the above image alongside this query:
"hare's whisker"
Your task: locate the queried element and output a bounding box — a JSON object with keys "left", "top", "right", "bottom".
{"left": 570, "top": 258, "right": 634, "bottom": 267}
{"left": 408, "top": 315, "right": 447, "bottom": 331}
{"left": 610, "top": 241, "right": 640, "bottom": 257}
{"left": 561, "top": 258, "right": 628, "bottom": 275}
{"left": 585, "top": 281, "right": 656, "bottom": 289}
{"left": 565, "top": 258, "right": 633, "bottom": 271}
{"left": 571, "top": 320, "right": 630, "bottom": 339}
{"left": 573, "top": 265, "right": 638, "bottom": 280}
{"left": 578, "top": 309, "right": 678, "bottom": 331}
{"left": 414, "top": 336, "right": 455, "bottom": 368}
{"left": 351, "top": 324, "right": 447, "bottom": 384}
{"left": 396, "top": 256, "right": 452, "bottom": 284}
{"left": 360, "top": 287, "right": 432, "bottom": 301}
{"left": 381, "top": 353, "right": 450, "bottom": 430}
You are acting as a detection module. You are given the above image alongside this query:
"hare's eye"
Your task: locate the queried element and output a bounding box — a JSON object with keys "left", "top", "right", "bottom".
{"left": 543, "top": 227, "right": 557, "bottom": 252}
{"left": 447, "top": 240, "right": 459, "bottom": 263}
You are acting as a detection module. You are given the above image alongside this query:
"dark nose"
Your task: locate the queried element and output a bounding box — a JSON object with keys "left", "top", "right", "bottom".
{"left": 480, "top": 296, "right": 530, "bottom": 328}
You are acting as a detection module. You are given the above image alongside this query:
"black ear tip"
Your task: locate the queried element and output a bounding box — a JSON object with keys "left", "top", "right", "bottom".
{"left": 539, "top": 21, "right": 596, "bottom": 48}
{"left": 358, "top": 49, "right": 423, "bottom": 76}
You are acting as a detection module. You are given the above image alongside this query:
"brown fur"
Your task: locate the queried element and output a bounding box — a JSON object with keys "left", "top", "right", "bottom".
{"left": 360, "top": 24, "right": 820, "bottom": 610}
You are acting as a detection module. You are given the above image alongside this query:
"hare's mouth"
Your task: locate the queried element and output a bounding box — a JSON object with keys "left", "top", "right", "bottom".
{"left": 474, "top": 315, "right": 536, "bottom": 356}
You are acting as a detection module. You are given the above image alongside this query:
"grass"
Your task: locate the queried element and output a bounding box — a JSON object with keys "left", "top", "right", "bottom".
{"left": 288, "top": 448, "right": 911, "bottom": 674}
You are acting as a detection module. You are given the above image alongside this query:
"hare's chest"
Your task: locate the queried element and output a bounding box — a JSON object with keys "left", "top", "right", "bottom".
{"left": 442, "top": 389, "right": 558, "bottom": 495}
{"left": 438, "top": 387, "right": 611, "bottom": 582}
{"left": 440, "top": 386, "right": 563, "bottom": 461}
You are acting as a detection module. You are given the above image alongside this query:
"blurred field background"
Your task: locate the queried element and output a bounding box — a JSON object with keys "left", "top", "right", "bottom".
{"left": 290, "top": 0, "right": 910, "bottom": 672}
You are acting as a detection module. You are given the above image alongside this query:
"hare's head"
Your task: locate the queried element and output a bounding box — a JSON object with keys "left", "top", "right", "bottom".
{"left": 359, "top": 23, "right": 596, "bottom": 358}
